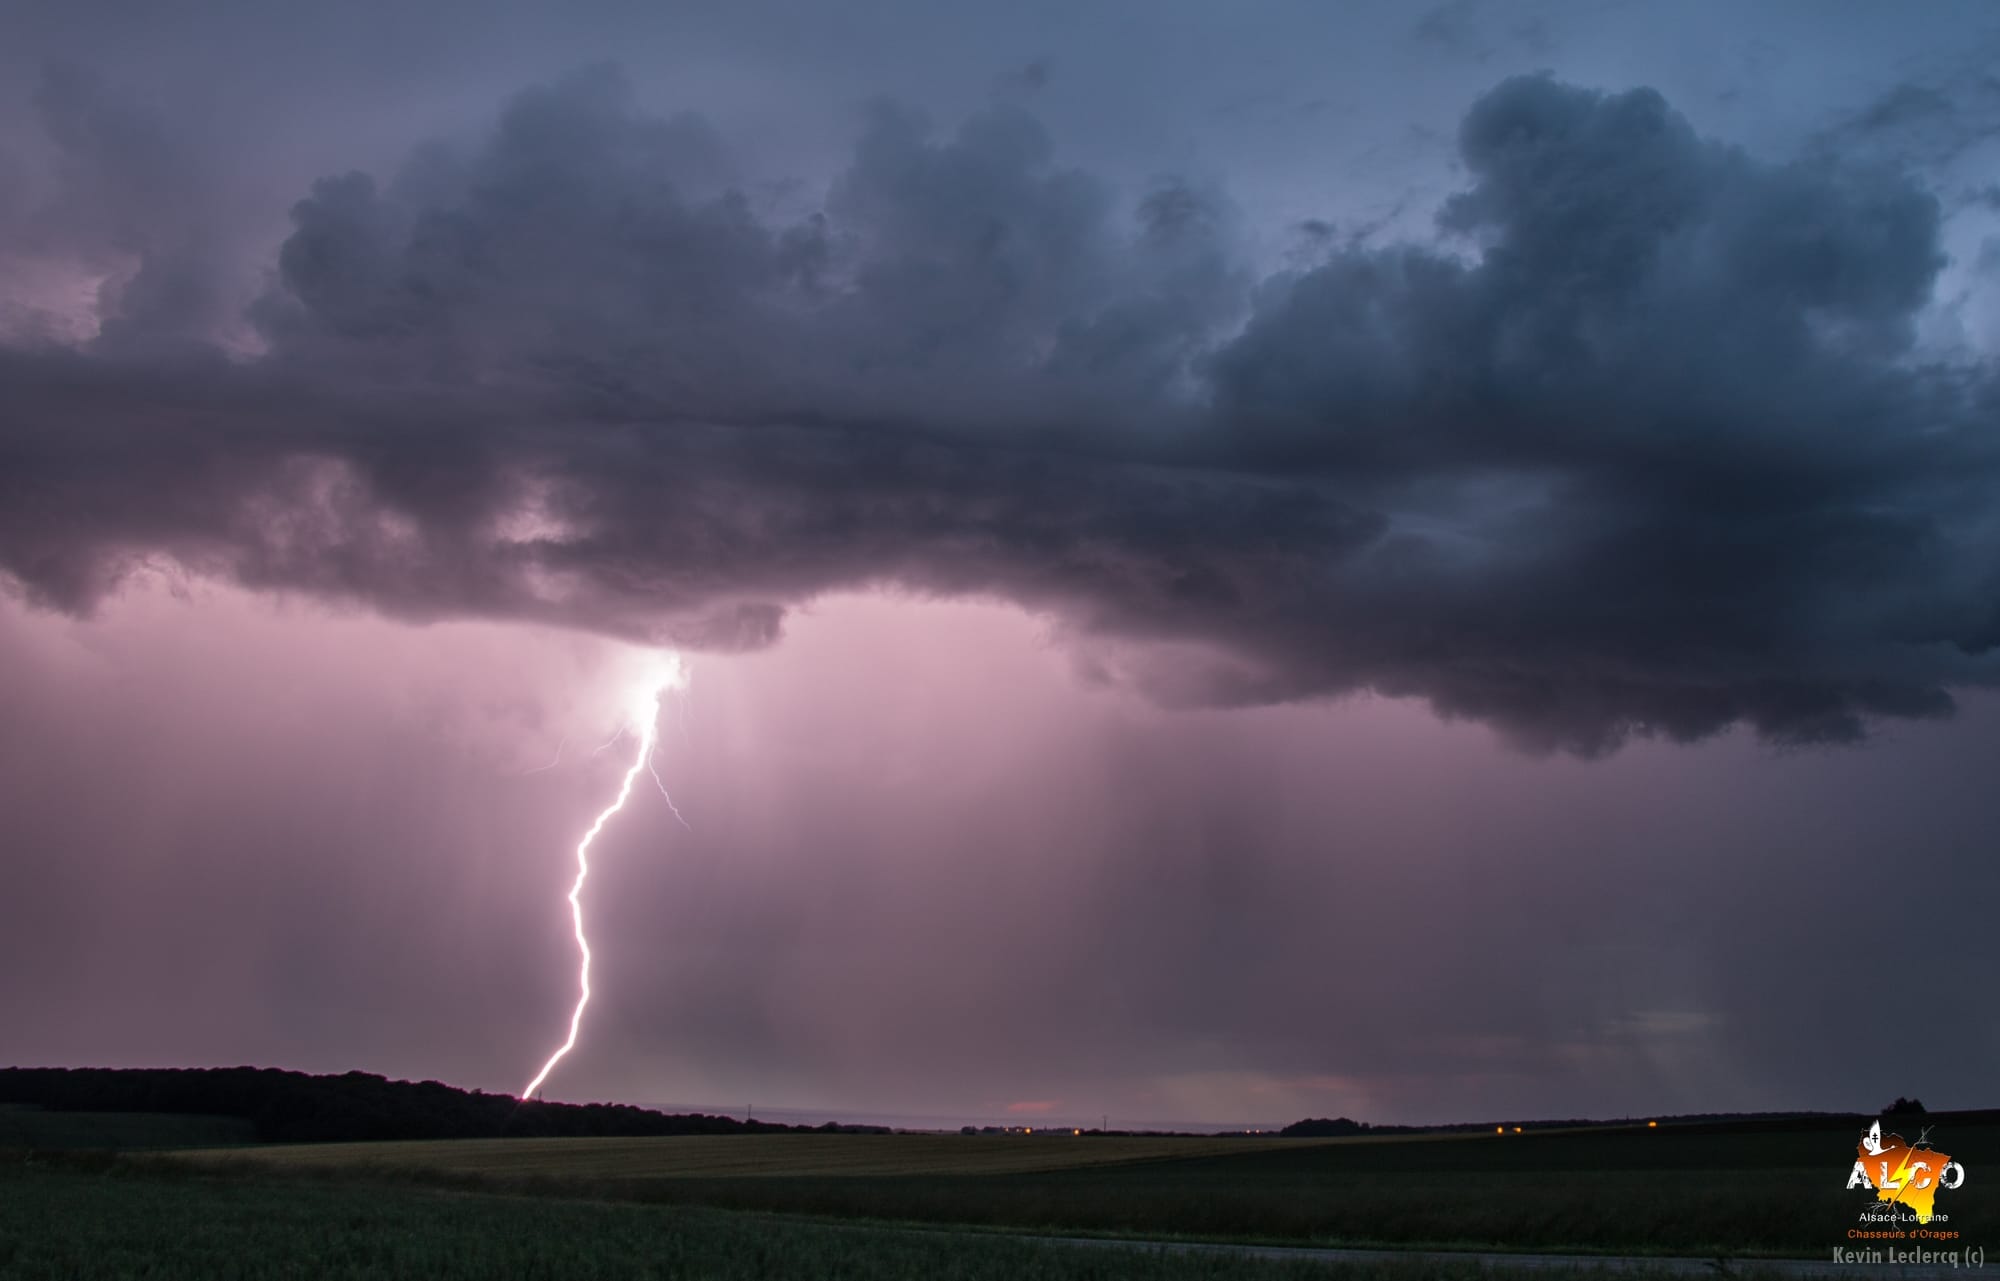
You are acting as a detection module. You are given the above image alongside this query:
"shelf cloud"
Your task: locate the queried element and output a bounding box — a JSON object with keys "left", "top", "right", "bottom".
{"left": 4, "top": 67, "right": 1996, "bottom": 754}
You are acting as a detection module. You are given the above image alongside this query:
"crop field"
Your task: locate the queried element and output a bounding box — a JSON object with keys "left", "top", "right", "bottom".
{"left": 0, "top": 1104, "right": 255, "bottom": 1151}
{"left": 167, "top": 1115, "right": 2000, "bottom": 1258}
{"left": 0, "top": 1154, "right": 1740, "bottom": 1281}
{"left": 181, "top": 1132, "right": 1341, "bottom": 1178}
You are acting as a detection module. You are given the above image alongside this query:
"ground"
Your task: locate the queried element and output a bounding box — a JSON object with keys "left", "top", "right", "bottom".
{"left": 174, "top": 1116, "right": 2000, "bottom": 1256}
{"left": 5, "top": 1112, "right": 1994, "bottom": 1277}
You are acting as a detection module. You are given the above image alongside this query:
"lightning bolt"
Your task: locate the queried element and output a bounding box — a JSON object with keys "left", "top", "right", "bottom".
{"left": 1892, "top": 1149, "right": 1918, "bottom": 1184}
{"left": 522, "top": 652, "right": 688, "bottom": 1100}
{"left": 519, "top": 736, "right": 568, "bottom": 775}
{"left": 647, "top": 750, "right": 691, "bottom": 829}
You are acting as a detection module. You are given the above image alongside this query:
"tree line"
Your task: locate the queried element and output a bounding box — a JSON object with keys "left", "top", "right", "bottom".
{"left": 0, "top": 1067, "right": 890, "bottom": 1143}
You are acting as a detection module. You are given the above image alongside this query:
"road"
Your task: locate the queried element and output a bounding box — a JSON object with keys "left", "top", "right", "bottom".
{"left": 887, "top": 1225, "right": 1979, "bottom": 1278}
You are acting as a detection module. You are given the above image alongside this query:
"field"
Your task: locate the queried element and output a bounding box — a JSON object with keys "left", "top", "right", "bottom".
{"left": 173, "top": 1115, "right": 2000, "bottom": 1257}
{"left": 6, "top": 1110, "right": 1989, "bottom": 1274}
{"left": 181, "top": 1132, "right": 1330, "bottom": 1178}
{"left": 0, "top": 1104, "right": 255, "bottom": 1151}
{"left": 1, "top": 1154, "right": 1726, "bottom": 1281}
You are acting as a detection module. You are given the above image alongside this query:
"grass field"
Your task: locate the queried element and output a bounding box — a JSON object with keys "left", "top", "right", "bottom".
{"left": 170, "top": 1116, "right": 2000, "bottom": 1258}
{"left": 1, "top": 1154, "right": 1741, "bottom": 1281}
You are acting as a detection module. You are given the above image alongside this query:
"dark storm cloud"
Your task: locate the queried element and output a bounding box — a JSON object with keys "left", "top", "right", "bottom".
{"left": 1811, "top": 43, "right": 2000, "bottom": 186}
{"left": 7, "top": 64, "right": 235, "bottom": 354}
{"left": 3, "top": 68, "right": 1998, "bottom": 753}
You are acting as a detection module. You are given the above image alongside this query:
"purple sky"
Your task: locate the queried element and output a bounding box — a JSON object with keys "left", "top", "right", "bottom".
{"left": 3, "top": 0, "right": 2000, "bottom": 1128}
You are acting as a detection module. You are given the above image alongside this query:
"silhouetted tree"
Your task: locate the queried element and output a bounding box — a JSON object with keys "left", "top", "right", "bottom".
{"left": 1280, "top": 1116, "right": 1372, "bottom": 1138}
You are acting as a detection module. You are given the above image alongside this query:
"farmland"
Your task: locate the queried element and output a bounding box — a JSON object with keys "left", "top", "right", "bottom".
{"left": 170, "top": 1114, "right": 2000, "bottom": 1257}
{"left": 2, "top": 1153, "right": 1729, "bottom": 1281}
{"left": 180, "top": 1132, "right": 1329, "bottom": 1178}
{"left": 7, "top": 1102, "right": 1993, "bottom": 1272}
{"left": 0, "top": 1104, "right": 255, "bottom": 1152}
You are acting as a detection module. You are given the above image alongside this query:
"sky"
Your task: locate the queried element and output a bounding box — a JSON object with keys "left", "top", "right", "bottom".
{"left": 2, "top": 0, "right": 1999, "bottom": 1129}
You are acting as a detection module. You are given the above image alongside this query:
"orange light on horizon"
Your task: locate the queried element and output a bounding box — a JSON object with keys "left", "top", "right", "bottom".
{"left": 1495, "top": 1126, "right": 1505, "bottom": 1134}
{"left": 1513, "top": 1126, "right": 1523, "bottom": 1133}
{"left": 1648, "top": 1120, "right": 1659, "bottom": 1128}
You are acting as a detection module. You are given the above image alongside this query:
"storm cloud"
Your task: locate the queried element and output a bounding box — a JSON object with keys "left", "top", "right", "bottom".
{"left": 3, "top": 67, "right": 1997, "bottom": 754}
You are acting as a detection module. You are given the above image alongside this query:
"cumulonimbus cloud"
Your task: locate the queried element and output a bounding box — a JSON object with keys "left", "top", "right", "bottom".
{"left": 2, "top": 67, "right": 1996, "bottom": 753}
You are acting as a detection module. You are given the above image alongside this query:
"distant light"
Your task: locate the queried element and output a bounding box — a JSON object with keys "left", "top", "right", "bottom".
{"left": 1513, "top": 1126, "right": 1523, "bottom": 1134}
{"left": 1025, "top": 1127, "right": 1032, "bottom": 1134}
{"left": 1496, "top": 1126, "right": 1505, "bottom": 1135}
{"left": 1648, "top": 1120, "right": 1659, "bottom": 1129}
{"left": 1073, "top": 1128, "right": 1080, "bottom": 1135}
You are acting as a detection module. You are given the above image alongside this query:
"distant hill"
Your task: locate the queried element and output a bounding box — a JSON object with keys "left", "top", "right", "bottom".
{"left": 1283, "top": 1107, "right": 2000, "bottom": 1140}
{"left": 0, "top": 1067, "right": 886, "bottom": 1145}
{"left": 9, "top": 1067, "right": 1979, "bottom": 1148}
